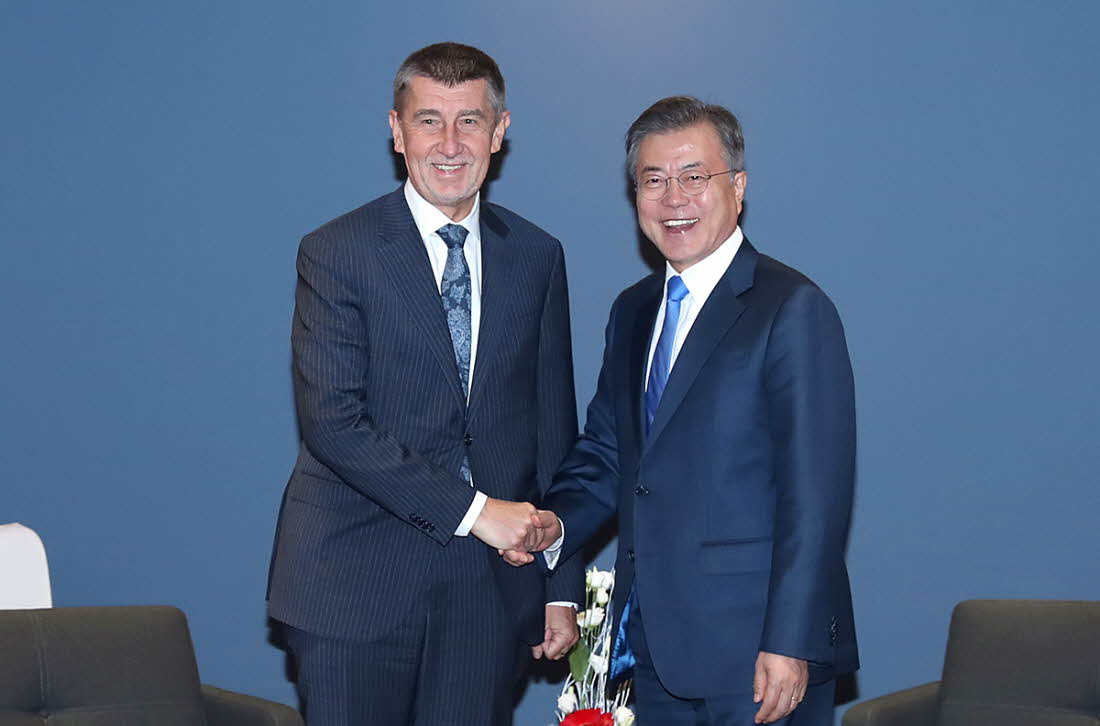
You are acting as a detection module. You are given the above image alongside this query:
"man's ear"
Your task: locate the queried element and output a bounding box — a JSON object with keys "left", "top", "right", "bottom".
{"left": 732, "top": 170, "right": 747, "bottom": 204}
{"left": 389, "top": 109, "right": 405, "bottom": 154}
{"left": 490, "top": 110, "right": 511, "bottom": 153}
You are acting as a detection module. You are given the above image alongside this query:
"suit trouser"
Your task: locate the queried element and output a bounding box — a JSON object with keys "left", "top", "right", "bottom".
{"left": 284, "top": 536, "right": 527, "bottom": 726}
{"left": 628, "top": 602, "right": 835, "bottom": 726}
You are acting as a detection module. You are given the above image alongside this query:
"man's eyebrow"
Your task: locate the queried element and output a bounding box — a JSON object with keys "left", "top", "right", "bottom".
{"left": 410, "top": 108, "right": 487, "bottom": 119}
{"left": 639, "top": 160, "right": 704, "bottom": 174}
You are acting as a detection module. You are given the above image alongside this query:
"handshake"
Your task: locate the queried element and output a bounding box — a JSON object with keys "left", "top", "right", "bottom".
{"left": 470, "top": 498, "right": 562, "bottom": 567}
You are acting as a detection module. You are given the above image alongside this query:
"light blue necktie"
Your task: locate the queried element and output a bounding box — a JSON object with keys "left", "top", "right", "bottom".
{"left": 644, "top": 275, "right": 689, "bottom": 432}
{"left": 437, "top": 223, "right": 472, "bottom": 482}
{"left": 611, "top": 275, "right": 689, "bottom": 680}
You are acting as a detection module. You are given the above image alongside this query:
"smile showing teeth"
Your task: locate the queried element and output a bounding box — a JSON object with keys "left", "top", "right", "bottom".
{"left": 434, "top": 163, "right": 462, "bottom": 172}
{"left": 663, "top": 218, "right": 699, "bottom": 227}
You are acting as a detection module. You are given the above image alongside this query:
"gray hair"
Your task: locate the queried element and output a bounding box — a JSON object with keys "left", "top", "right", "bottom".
{"left": 393, "top": 42, "right": 506, "bottom": 119}
{"left": 625, "top": 96, "right": 745, "bottom": 182}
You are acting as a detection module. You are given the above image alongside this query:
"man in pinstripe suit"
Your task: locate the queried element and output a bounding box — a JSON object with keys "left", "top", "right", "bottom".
{"left": 267, "top": 43, "right": 584, "bottom": 726}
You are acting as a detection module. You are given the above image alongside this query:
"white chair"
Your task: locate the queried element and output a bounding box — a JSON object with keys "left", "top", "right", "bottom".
{"left": 0, "top": 522, "right": 53, "bottom": 608}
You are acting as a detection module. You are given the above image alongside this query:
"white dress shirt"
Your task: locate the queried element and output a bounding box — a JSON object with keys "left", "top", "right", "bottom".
{"left": 645, "top": 226, "right": 744, "bottom": 381}
{"left": 544, "top": 227, "right": 744, "bottom": 568}
{"left": 406, "top": 182, "right": 576, "bottom": 609}
{"left": 402, "top": 181, "right": 487, "bottom": 536}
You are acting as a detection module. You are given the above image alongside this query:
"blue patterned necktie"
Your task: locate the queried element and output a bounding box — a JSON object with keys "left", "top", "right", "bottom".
{"left": 610, "top": 275, "right": 690, "bottom": 681}
{"left": 644, "top": 275, "right": 689, "bottom": 432}
{"left": 437, "top": 223, "right": 472, "bottom": 482}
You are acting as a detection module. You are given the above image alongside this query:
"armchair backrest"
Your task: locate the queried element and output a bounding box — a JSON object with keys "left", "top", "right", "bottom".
{"left": 0, "top": 606, "right": 208, "bottom": 726}
{"left": 936, "top": 599, "right": 1100, "bottom": 726}
{"left": 0, "top": 523, "right": 52, "bottom": 609}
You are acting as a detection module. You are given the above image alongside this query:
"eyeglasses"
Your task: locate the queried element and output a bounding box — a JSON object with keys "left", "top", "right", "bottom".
{"left": 635, "top": 169, "right": 737, "bottom": 200}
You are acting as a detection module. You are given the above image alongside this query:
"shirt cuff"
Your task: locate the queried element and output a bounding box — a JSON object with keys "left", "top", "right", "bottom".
{"left": 455, "top": 490, "right": 488, "bottom": 536}
{"left": 541, "top": 517, "right": 566, "bottom": 569}
{"left": 546, "top": 601, "right": 579, "bottom": 610}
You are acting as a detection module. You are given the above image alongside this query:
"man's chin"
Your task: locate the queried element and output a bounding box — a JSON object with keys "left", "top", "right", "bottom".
{"left": 429, "top": 188, "right": 479, "bottom": 211}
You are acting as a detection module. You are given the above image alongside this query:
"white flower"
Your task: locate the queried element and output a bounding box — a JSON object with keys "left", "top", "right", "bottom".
{"left": 589, "top": 653, "right": 608, "bottom": 675}
{"left": 595, "top": 587, "right": 610, "bottom": 605}
{"left": 614, "top": 706, "right": 635, "bottom": 726}
{"left": 581, "top": 606, "right": 605, "bottom": 628}
{"left": 557, "top": 690, "right": 577, "bottom": 714}
{"left": 587, "top": 569, "right": 615, "bottom": 591}
{"left": 593, "top": 570, "right": 615, "bottom": 590}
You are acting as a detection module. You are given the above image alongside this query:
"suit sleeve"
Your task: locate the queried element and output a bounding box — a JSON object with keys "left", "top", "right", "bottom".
{"left": 535, "top": 244, "right": 585, "bottom": 604}
{"left": 292, "top": 230, "right": 475, "bottom": 545}
{"left": 542, "top": 298, "right": 623, "bottom": 565}
{"left": 758, "top": 284, "right": 856, "bottom": 664}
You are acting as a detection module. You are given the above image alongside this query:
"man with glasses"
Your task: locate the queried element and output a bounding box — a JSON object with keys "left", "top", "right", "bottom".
{"left": 267, "top": 43, "right": 582, "bottom": 726}
{"left": 508, "top": 96, "right": 859, "bottom": 724}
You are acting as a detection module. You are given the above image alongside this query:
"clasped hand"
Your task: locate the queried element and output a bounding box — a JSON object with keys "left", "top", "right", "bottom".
{"left": 470, "top": 498, "right": 561, "bottom": 564}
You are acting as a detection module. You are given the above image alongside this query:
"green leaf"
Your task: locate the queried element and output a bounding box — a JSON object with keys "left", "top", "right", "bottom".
{"left": 568, "top": 640, "right": 591, "bottom": 682}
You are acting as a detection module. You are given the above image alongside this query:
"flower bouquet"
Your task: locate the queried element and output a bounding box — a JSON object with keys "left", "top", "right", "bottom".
{"left": 552, "top": 568, "right": 633, "bottom": 726}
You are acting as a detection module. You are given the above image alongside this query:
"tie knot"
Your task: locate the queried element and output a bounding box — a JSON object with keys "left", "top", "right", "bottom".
{"left": 666, "top": 275, "right": 689, "bottom": 303}
{"left": 437, "top": 224, "right": 469, "bottom": 249}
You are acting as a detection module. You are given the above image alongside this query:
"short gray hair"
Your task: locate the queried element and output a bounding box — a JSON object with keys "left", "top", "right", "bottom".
{"left": 393, "top": 42, "right": 506, "bottom": 119}
{"left": 625, "top": 96, "right": 745, "bottom": 182}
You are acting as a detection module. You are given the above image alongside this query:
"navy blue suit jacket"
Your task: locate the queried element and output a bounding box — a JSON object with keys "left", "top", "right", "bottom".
{"left": 544, "top": 239, "right": 858, "bottom": 697}
{"left": 268, "top": 188, "right": 583, "bottom": 645}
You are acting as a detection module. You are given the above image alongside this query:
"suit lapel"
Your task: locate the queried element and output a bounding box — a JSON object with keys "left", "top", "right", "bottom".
{"left": 467, "top": 204, "right": 516, "bottom": 418}
{"left": 375, "top": 190, "right": 466, "bottom": 407}
{"left": 644, "top": 241, "right": 759, "bottom": 450}
{"left": 628, "top": 276, "right": 663, "bottom": 445}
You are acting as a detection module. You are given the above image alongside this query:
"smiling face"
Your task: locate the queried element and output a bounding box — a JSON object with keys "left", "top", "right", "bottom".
{"left": 634, "top": 122, "right": 747, "bottom": 272}
{"left": 389, "top": 75, "right": 510, "bottom": 221}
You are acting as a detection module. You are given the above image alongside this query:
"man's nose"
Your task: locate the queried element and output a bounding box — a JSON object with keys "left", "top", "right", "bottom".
{"left": 662, "top": 178, "right": 689, "bottom": 206}
{"left": 439, "top": 124, "right": 462, "bottom": 156}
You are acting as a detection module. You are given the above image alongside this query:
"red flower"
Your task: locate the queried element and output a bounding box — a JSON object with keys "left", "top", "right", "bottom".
{"left": 561, "top": 708, "right": 614, "bottom": 726}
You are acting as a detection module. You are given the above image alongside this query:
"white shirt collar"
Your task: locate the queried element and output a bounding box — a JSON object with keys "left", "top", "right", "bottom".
{"left": 666, "top": 226, "right": 744, "bottom": 301}
{"left": 403, "top": 180, "right": 481, "bottom": 243}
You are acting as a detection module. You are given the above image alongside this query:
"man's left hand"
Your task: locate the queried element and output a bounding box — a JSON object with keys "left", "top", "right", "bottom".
{"left": 531, "top": 604, "right": 579, "bottom": 660}
{"left": 752, "top": 651, "right": 808, "bottom": 723}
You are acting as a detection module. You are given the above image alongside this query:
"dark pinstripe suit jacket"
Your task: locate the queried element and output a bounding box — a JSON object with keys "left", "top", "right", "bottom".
{"left": 267, "top": 187, "right": 584, "bottom": 644}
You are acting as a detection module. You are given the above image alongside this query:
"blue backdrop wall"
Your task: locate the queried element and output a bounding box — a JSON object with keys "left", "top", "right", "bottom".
{"left": 4, "top": 2, "right": 1099, "bottom": 724}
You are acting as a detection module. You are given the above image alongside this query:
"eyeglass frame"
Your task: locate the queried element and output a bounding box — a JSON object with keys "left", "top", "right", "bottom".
{"left": 634, "top": 168, "right": 742, "bottom": 200}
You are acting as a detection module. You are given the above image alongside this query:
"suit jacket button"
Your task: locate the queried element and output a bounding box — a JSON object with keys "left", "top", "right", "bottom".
{"left": 634, "top": 486, "right": 649, "bottom": 496}
{"left": 427, "top": 523, "right": 435, "bottom": 532}
{"left": 463, "top": 433, "right": 473, "bottom": 446}
{"left": 627, "top": 550, "right": 635, "bottom": 561}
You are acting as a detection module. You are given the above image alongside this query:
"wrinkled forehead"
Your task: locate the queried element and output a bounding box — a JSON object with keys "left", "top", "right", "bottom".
{"left": 397, "top": 76, "right": 496, "bottom": 116}
{"left": 636, "top": 124, "right": 725, "bottom": 173}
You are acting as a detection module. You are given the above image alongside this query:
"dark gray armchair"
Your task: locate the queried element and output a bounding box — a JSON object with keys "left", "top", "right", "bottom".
{"left": 843, "top": 599, "right": 1100, "bottom": 726}
{"left": 0, "top": 606, "right": 302, "bottom": 726}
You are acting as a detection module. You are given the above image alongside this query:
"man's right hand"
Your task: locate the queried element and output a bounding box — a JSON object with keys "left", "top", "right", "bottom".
{"left": 498, "top": 511, "right": 562, "bottom": 566}
{"left": 470, "top": 498, "right": 559, "bottom": 551}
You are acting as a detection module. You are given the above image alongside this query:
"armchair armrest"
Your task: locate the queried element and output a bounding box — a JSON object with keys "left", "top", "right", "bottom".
{"left": 842, "top": 681, "right": 940, "bottom": 726}
{"left": 202, "top": 684, "right": 304, "bottom": 726}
